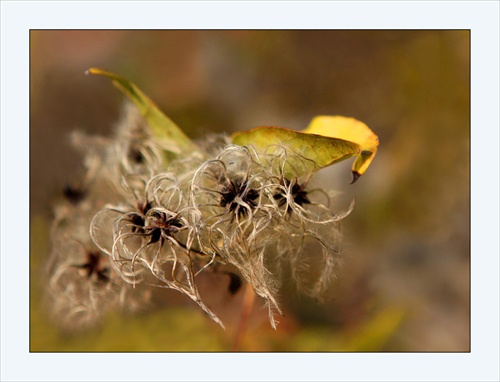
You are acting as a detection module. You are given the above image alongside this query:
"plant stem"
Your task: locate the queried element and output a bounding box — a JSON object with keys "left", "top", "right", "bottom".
{"left": 231, "top": 283, "right": 255, "bottom": 351}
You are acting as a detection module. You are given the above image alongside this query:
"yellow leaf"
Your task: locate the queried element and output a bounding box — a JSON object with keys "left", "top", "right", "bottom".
{"left": 86, "top": 68, "right": 198, "bottom": 153}
{"left": 232, "top": 116, "right": 379, "bottom": 182}
{"left": 304, "top": 116, "right": 379, "bottom": 182}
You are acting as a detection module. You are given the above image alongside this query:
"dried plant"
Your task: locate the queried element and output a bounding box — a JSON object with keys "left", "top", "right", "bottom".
{"left": 45, "top": 69, "right": 379, "bottom": 333}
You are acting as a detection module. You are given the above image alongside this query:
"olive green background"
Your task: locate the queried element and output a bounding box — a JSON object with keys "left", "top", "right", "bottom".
{"left": 30, "top": 30, "right": 470, "bottom": 352}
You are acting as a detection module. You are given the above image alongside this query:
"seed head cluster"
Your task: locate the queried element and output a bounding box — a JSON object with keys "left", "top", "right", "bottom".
{"left": 46, "top": 102, "right": 353, "bottom": 330}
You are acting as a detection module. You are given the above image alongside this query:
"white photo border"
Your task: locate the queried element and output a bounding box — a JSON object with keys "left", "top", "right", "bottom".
{"left": 2, "top": 1, "right": 498, "bottom": 381}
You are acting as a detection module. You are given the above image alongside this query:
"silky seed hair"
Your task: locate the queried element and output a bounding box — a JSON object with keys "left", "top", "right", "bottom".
{"left": 47, "top": 101, "right": 353, "bottom": 331}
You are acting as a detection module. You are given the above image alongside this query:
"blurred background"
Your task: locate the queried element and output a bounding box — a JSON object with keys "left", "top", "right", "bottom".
{"left": 30, "top": 30, "right": 470, "bottom": 352}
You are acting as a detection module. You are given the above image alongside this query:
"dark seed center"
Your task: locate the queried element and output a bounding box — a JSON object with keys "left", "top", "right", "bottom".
{"left": 219, "top": 179, "right": 259, "bottom": 217}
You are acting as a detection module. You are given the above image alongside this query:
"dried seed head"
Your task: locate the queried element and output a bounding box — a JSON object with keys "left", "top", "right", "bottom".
{"left": 48, "top": 98, "right": 356, "bottom": 331}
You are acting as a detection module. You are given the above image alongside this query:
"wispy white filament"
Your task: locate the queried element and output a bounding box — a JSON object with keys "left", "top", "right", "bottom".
{"left": 46, "top": 103, "right": 353, "bottom": 331}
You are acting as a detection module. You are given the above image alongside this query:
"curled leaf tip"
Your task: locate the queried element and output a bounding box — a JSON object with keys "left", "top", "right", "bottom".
{"left": 304, "top": 116, "right": 379, "bottom": 180}
{"left": 351, "top": 171, "right": 361, "bottom": 184}
{"left": 86, "top": 67, "right": 109, "bottom": 76}
{"left": 85, "top": 67, "right": 103, "bottom": 76}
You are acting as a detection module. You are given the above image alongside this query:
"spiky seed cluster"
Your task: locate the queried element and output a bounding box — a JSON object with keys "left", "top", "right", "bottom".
{"left": 46, "top": 102, "right": 353, "bottom": 331}
{"left": 46, "top": 182, "right": 150, "bottom": 332}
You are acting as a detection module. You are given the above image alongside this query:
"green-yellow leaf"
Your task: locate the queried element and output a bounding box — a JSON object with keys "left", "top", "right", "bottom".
{"left": 231, "top": 116, "right": 379, "bottom": 183}
{"left": 86, "top": 68, "right": 197, "bottom": 152}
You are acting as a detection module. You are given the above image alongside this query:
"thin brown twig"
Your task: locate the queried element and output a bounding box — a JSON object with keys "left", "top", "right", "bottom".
{"left": 231, "top": 283, "right": 256, "bottom": 351}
